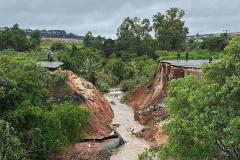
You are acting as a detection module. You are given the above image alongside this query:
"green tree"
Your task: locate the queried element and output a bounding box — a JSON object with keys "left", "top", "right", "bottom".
{"left": 158, "top": 37, "right": 240, "bottom": 160}
{"left": 79, "top": 57, "right": 102, "bottom": 85}
{"left": 0, "top": 119, "right": 26, "bottom": 160}
{"left": 200, "top": 35, "right": 229, "bottom": 51}
{"left": 102, "top": 38, "right": 115, "bottom": 58}
{"left": 0, "top": 70, "right": 21, "bottom": 112}
{"left": 117, "top": 17, "right": 136, "bottom": 41}
{"left": 83, "top": 32, "right": 105, "bottom": 49}
{"left": 0, "top": 56, "right": 52, "bottom": 112}
{"left": 104, "top": 57, "right": 134, "bottom": 82}
{"left": 153, "top": 8, "right": 189, "bottom": 50}
{"left": 0, "top": 24, "right": 30, "bottom": 51}
{"left": 57, "top": 46, "right": 103, "bottom": 84}
{"left": 121, "top": 56, "right": 157, "bottom": 92}
{"left": 94, "top": 35, "right": 105, "bottom": 50}
{"left": 83, "top": 31, "right": 94, "bottom": 48}
{"left": 52, "top": 102, "right": 90, "bottom": 142}
{"left": 30, "top": 30, "right": 41, "bottom": 50}
{"left": 0, "top": 54, "right": 90, "bottom": 159}
{"left": 5, "top": 102, "right": 89, "bottom": 160}
{"left": 50, "top": 42, "right": 65, "bottom": 51}
{"left": 116, "top": 17, "right": 153, "bottom": 57}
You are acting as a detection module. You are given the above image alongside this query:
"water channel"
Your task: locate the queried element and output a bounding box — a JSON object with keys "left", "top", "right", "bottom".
{"left": 105, "top": 88, "right": 150, "bottom": 160}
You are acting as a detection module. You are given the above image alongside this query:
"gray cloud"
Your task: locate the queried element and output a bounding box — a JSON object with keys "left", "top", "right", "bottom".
{"left": 0, "top": 0, "right": 239, "bottom": 38}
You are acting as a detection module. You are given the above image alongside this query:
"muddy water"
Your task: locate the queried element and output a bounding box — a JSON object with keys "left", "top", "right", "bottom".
{"left": 105, "top": 89, "right": 149, "bottom": 160}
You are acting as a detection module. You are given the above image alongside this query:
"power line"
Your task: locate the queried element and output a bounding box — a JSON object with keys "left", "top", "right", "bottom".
{"left": 223, "top": 29, "right": 231, "bottom": 35}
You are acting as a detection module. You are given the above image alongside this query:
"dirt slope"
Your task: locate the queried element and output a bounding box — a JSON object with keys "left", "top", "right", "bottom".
{"left": 65, "top": 71, "right": 114, "bottom": 138}
{"left": 127, "top": 62, "right": 202, "bottom": 145}
{"left": 57, "top": 70, "right": 116, "bottom": 160}
{"left": 127, "top": 62, "right": 202, "bottom": 112}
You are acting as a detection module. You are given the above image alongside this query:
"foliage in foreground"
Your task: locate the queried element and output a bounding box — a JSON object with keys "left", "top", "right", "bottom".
{"left": 0, "top": 119, "right": 25, "bottom": 160}
{"left": 0, "top": 56, "right": 90, "bottom": 159}
{"left": 157, "top": 37, "right": 240, "bottom": 160}
{"left": 4, "top": 102, "right": 89, "bottom": 160}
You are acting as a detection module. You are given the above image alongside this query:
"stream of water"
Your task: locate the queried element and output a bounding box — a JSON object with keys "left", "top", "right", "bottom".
{"left": 105, "top": 88, "right": 149, "bottom": 160}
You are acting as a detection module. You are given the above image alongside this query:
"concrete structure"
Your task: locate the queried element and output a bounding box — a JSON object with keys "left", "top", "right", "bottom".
{"left": 38, "top": 61, "right": 64, "bottom": 70}
{"left": 160, "top": 60, "right": 209, "bottom": 68}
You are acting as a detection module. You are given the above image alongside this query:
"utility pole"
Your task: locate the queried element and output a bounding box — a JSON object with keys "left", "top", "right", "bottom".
{"left": 223, "top": 29, "right": 231, "bottom": 36}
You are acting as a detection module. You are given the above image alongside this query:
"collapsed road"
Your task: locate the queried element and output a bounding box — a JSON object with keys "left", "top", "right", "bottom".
{"left": 62, "top": 60, "right": 210, "bottom": 160}
{"left": 60, "top": 71, "right": 150, "bottom": 160}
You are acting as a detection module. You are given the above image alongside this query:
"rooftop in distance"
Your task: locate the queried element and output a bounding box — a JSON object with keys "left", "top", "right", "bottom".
{"left": 38, "top": 61, "right": 64, "bottom": 70}
{"left": 160, "top": 60, "right": 209, "bottom": 68}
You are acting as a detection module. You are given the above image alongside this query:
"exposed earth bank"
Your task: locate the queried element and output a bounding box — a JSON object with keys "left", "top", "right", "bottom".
{"left": 127, "top": 62, "right": 202, "bottom": 113}
{"left": 61, "top": 72, "right": 150, "bottom": 160}
{"left": 60, "top": 61, "right": 204, "bottom": 159}
{"left": 59, "top": 70, "right": 115, "bottom": 160}
{"left": 65, "top": 70, "right": 114, "bottom": 138}
{"left": 127, "top": 61, "right": 203, "bottom": 144}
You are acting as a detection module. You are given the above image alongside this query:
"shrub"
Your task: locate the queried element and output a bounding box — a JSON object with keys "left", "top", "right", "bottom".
{"left": 5, "top": 102, "right": 89, "bottom": 159}
{"left": 0, "top": 56, "right": 52, "bottom": 112}
{"left": 200, "top": 35, "right": 229, "bottom": 51}
{"left": 0, "top": 119, "right": 26, "bottom": 160}
{"left": 158, "top": 37, "right": 240, "bottom": 160}
{"left": 0, "top": 53, "right": 90, "bottom": 159}
{"left": 50, "top": 42, "right": 65, "bottom": 51}
{"left": 96, "top": 81, "right": 110, "bottom": 93}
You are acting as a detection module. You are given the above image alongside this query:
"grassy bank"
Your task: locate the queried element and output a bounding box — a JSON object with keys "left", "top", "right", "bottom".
{"left": 158, "top": 50, "right": 223, "bottom": 61}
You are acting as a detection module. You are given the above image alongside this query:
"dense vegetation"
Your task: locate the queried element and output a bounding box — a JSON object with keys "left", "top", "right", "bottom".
{"left": 54, "top": 45, "right": 157, "bottom": 93}
{"left": 77, "top": 7, "right": 225, "bottom": 94}
{"left": 0, "top": 55, "right": 90, "bottom": 159}
{"left": 140, "top": 36, "right": 240, "bottom": 160}
{"left": 83, "top": 8, "right": 189, "bottom": 59}
{"left": 162, "top": 36, "right": 240, "bottom": 160}
{"left": 0, "top": 24, "right": 41, "bottom": 51}
{"left": 188, "top": 34, "right": 230, "bottom": 52}
{"left": 0, "top": 7, "right": 236, "bottom": 160}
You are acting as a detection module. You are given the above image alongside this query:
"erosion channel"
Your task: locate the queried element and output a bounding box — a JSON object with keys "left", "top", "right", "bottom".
{"left": 105, "top": 88, "right": 150, "bottom": 160}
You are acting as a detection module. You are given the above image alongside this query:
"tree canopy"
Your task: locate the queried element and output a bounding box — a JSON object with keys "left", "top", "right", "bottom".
{"left": 0, "top": 119, "right": 25, "bottom": 160}
{"left": 116, "top": 17, "right": 154, "bottom": 57}
{"left": 83, "top": 8, "right": 189, "bottom": 59}
{"left": 200, "top": 35, "right": 229, "bottom": 51}
{"left": 153, "top": 8, "right": 189, "bottom": 50}
{"left": 0, "top": 56, "right": 90, "bottom": 159}
{"left": 158, "top": 37, "right": 240, "bottom": 160}
{"left": 0, "top": 24, "right": 41, "bottom": 51}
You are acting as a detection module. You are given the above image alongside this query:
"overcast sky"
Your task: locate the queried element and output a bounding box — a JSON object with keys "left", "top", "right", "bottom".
{"left": 1, "top": 0, "right": 239, "bottom": 38}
